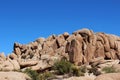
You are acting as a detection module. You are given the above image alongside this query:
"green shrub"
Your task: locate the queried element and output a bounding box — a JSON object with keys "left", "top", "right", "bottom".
{"left": 53, "top": 59, "right": 73, "bottom": 75}
{"left": 80, "top": 66, "right": 87, "bottom": 73}
{"left": 102, "top": 66, "right": 116, "bottom": 73}
{"left": 24, "top": 68, "right": 40, "bottom": 80}
{"left": 72, "top": 66, "right": 84, "bottom": 76}
{"left": 24, "top": 68, "right": 54, "bottom": 80}
{"left": 39, "top": 71, "right": 55, "bottom": 80}
{"left": 53, "top": 59, "right": 87, "bottom": 76}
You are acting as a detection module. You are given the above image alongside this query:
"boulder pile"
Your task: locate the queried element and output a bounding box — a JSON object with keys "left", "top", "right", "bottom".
{"left": 0, "top": 28, "right": 120, "bottom": 71}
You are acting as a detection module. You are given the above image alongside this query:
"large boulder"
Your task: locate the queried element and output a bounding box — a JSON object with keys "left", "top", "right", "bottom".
{"left": 35, "top": 37, "right": 45, "bottom": 44}
{"left": 95, "top": 41, "right": 105, "bottom": 58}
{"left": 1, "top": 60, "right": 14, "bottom": 71}
{"left": 0, "top": 53, "right": 6, "bottom": 60}
{"left": 95, "top": 73, "right": 120, "bottom": 80}
{"left": 56, "top": 34, "right": 66, "bottom": 47}
{"left": 19, "top": 60, "right": 38, "bottom": 68}
{"left": 63, "top": 32, "right": 69, "bottom": 39}
{"left": 0, "top": 59, "right": 20, "bottom": 71}
{"left": 14, "top": 48, "right": 21, "bottom": 56}
{"left": 113, "top": 64, "right": 120, "bottom": 71}
{"left": 96, "top": 33, "right": 110, "bottom": 52}
{"left": 68, "top": 39, "right": 83, "bottom": 65}
{"left": 84, "top": 43, "right": 96, "bottom": 62}
{"left": 0, "top": 72, "right": 31, "bottom": 80}
{"left": 9, "top": 60, "right": 20, "bottom": 70}
{"left": 9, "top": 53, "right": 17, "bottom": 60}
{"left": 98, "top": 60, "right": 119, "bottom": 69}
{"left": 31, "top": 60, "right": 49, "bottom": 71}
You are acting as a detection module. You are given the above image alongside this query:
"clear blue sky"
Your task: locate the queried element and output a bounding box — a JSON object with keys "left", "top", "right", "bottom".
{"left": 0, "top": 0, "right": 120, "bottom": 55}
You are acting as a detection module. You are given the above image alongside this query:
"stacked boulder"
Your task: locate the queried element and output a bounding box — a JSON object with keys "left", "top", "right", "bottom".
{"left": 0, "top": 28, "right": 120, "bottom": 71}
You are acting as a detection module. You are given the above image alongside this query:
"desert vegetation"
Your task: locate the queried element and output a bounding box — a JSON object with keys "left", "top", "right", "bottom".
{"left": 102, "top": 66, "right": 116, "bottom": 73}
{"left": 23, "top": 59, "right": 89, "bottom": 80}
{"left": 0, "top": 29, "right": 120, "bottom": 80}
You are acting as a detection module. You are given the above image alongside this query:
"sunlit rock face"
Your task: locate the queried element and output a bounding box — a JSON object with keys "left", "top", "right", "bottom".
{"left": 0, "top": 28, "right": 120, "bottom": 71}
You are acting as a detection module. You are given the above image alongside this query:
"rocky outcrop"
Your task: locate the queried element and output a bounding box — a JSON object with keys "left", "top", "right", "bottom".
{"left": 95, "top": 73, "right": 120, "bottom": 80}
{"left": 0, "top": 28, "right": 120, "bottom": 71}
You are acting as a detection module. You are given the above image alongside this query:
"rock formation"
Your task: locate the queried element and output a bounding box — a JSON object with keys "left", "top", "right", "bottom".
{"left": 0, "top": 28, "right": 120, "bottom": 71}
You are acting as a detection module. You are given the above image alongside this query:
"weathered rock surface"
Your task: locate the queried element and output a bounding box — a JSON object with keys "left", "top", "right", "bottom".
{"left": 64, "top": 76, "right": 95, "bottom": 80}
{"left": 0, "top": 72, "right": 31, "bottom": 80}
{"left": 0, "top": 28, "right": 120, "bottom": 71}
{"left": 64, "top": 73, "right": 96, "bottom": 80}
{"left": 95, "top": 73, "right": 120, "bottom": 80}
